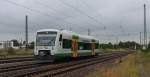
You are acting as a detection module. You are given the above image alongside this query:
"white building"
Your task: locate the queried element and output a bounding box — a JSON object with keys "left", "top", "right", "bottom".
{"left": 0, "top": 41, "right": 19, "bottom": 49}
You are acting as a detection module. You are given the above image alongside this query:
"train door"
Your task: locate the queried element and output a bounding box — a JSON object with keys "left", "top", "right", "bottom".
{"left": 91, "top": 40, "right": 96, "bottom": 56}
{"left": 72, "top": 36, "right": 78, "bottom": 58}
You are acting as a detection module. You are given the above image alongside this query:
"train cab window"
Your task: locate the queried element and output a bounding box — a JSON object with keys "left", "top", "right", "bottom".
{"left": 59, "top": 34, "right": 62, "bottom": 41}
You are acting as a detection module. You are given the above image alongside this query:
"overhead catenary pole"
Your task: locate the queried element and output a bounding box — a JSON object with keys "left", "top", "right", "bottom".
{"left": 140, "top": 32, "right": 142, "bottom": 45}
{"left": 116, "top": 37, "right": 119, "bottom": 44}
{"left": 25, "top": 15, "right": 28, "bottom": 50}
{"left": 144, "top": 4, "right": 147, "bottom": 49}
{"left": 88, "top": 28, "right": 90, "bottom": 36}
{"left": 69, "top": 27, "right": 72, "bottom": 31}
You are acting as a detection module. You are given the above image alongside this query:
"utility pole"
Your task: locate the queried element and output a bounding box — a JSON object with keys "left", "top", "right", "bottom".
{"left": 116, "top": 37, "right": 119, "bottom": 44}
{"left": 88, "top": 29, "right": 90, "bottom": 36}
{"left": 25, "top": 15, "right": 28, "bottom": 50}
{"left": 140, "top": 32, "right": 142, "bottom": 45}
{"left": 69, "top": 27, "right": 72, "bottom": 31}
{"left": 143, "top": 4, "right": 147, "bottom": 49}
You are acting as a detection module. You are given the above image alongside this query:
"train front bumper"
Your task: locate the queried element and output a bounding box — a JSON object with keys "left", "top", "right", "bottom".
{"left": 35, "top": 55, "right": 55, "bottom": 63}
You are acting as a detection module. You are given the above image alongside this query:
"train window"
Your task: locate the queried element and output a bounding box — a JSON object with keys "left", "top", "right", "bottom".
{"left": 63, "top": 39, "right": 72, "bottom": 49}
{"left": 78, "top": 42, "right": 84, "bottom": 50}
{"left": 59, "top": 34, "right": 62, "bottom": 41}
{"left": 83, "top": 43, "right": 91, "bottom": 50}
{"left": 95, "top": 43, "right": 99, "bottom": 49}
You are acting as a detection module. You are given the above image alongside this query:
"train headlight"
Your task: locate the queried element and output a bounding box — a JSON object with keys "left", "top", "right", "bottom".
{"left": 39, "top": 51, "right": 45, "bottom": 56}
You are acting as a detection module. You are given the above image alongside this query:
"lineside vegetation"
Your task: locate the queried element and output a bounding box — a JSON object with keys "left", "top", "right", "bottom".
{"left": 0, "top": 48, "right": 33, "bottom": 58}
{"left": 86, "top": 51, "right": 150, "bottom": 77}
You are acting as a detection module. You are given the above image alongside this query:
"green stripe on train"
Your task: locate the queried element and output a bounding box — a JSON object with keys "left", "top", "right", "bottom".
{"left": 54, "top": 53, "right": 72, "bottom": 60}
{"left": 54, "top": 51, "right": 92, "bottom": 60}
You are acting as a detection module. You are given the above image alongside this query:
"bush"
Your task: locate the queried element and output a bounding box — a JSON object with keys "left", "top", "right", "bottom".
{"left": 140, "top": 48, "right": 150, "bottom": 53}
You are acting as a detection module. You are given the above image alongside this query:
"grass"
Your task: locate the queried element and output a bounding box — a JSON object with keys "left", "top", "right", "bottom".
{"left": 86, "top": 51, "right": 150, "bottom": 77}
{"left": 0, "top": 48, "right": 33, "bottom": 58}
{"left": 103, "top": 48, "right": 129, "bottom": 53}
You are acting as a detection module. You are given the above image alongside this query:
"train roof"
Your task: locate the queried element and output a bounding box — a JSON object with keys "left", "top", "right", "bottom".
{"left": 60, "top": 30, "right": 95, "bottom": 40}
{"left": 36, "top": 29, "right": 98, "bottom": 41}
{"left": 37, "top": 29, "right": 59, "bottom": 32}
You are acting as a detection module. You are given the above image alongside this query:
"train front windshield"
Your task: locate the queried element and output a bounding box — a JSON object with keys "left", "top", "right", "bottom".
{"left": 36, "top": 31, "right": 57, "bottom": 46}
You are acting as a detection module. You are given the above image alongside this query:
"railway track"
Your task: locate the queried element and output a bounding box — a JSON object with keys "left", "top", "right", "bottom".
{"left": 0, "top": 61, "right": 48, "bottom": 73}
{"left": 0, "top": 51, "right": 131, "bottom": 77}
{"left": 0, "top": 51, "right": 126, "bottom": 64}
{"left": 0, "top": 57, "right": 35, "bottom": 64}
{"left": 35, "top": 52, "right": 130, "bottom": 77}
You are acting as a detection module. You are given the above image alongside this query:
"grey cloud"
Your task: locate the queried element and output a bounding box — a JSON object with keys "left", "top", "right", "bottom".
{"left": 0, "top": 0, "right": 149, "bottom": 43}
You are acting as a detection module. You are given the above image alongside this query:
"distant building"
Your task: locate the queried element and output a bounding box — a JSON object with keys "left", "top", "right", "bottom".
{"left": 0, "top": 41, "right": 19, "bottom": 49}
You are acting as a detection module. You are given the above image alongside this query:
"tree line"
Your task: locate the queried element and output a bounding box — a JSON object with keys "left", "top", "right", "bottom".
{"left": 99, "top": 41, "right": 141, "bottom": 50}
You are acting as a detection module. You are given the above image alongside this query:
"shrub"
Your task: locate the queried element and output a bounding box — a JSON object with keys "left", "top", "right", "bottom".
{"left": 141, "top": 49, "right": 150, "bottom": 53}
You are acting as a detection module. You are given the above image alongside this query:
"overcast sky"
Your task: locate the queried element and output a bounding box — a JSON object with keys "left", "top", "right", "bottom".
{"left": 0, "top": 0, "right": 150, "bottom": 43}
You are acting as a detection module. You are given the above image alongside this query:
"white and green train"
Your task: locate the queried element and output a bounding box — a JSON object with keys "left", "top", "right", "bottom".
{"left": 34, "top": 29, "right": 100, "bottom": 62}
